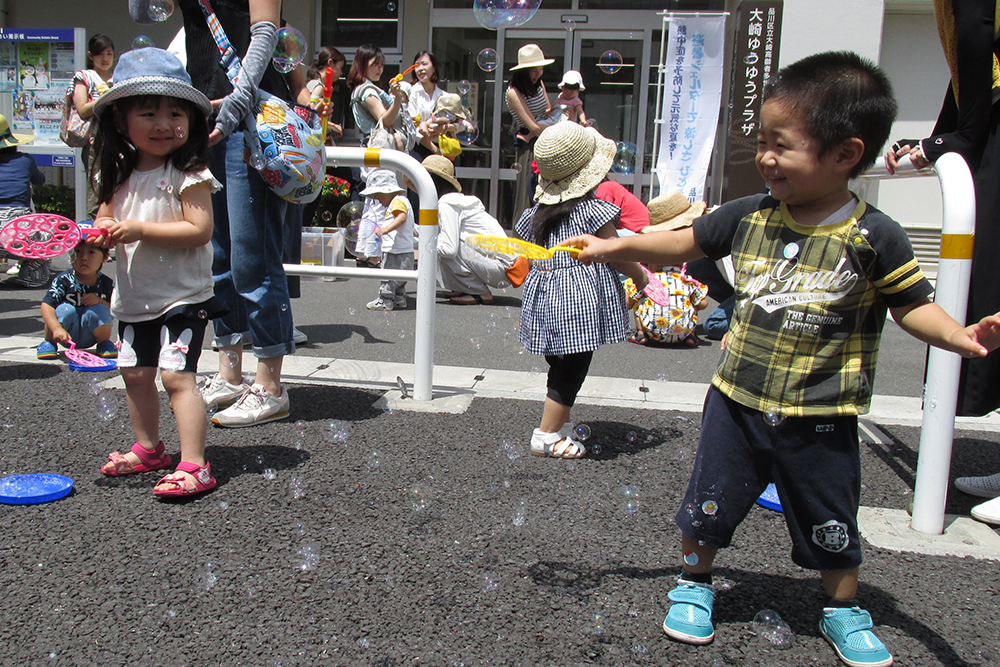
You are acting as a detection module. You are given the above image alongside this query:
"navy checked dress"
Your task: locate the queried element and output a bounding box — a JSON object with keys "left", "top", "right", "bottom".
{"left": 516, "top": 198, "right": 630, "bottom": 356}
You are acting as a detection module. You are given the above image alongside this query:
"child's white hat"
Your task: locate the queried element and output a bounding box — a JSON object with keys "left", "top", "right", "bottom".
{"left": 360, "top": 169, "right": 404, "bottom": 196}
{"left": 558, "top": 70, "right": 585, "bottom": 90}
{"left": 93, "top": 47, "right": 212, "bottom": 117}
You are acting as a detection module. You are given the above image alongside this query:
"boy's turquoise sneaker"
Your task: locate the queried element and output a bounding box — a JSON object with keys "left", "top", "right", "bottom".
{"left": 36, "top": 341, "right": 58, "bottom": 360}
{"left": 662, "top": 580, "right": 715, "bottom": 644}
{"left": 820, "top": 607, "right": 893, "bottom": 667}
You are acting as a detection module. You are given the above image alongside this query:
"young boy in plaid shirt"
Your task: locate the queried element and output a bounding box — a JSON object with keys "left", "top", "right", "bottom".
{"left": 569, "top": 51, "right": 1000, "bottom": 667}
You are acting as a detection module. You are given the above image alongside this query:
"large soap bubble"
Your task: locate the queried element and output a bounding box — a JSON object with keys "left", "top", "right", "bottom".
{"left": 132, "top": 35, "right": 154, "bottom": 50}
{"left": 612, "top": 141, "right": 638, "bottom": 174}
{"left": 454, "top": 119, "right": 479, "bottom": 146}
{"left": 477, "top": 48, "right": 499, "bottom": 72}
{"left": 599, "top": 50, "right": 624, "bottom": 75}
{"left": 337, "top": 200, "right": 364, "bottom": 229}
{"left": 273, "top": 26, "right": 307, "bottom": 74}
{"left": 473, "top": 0, "right": 542, "bottom": 30}
{"left": 147, "top": 0, "right": 175, "bottom": 22}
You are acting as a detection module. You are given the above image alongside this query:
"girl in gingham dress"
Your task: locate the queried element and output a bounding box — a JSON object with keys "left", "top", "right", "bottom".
{"left": 517, "top": 123, "right": 647, "bottom": 458}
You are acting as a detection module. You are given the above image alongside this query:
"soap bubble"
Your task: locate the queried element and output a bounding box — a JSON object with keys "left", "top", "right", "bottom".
{"left": 288, "top": 477, "right": 304, "bottom": 498}
{"left": 337, "top": 200, "right": 364, "bottom": 228}
{"left": 472, "top": 0, "right": 542, "bottom": 30}
{"left": 273, "top": 27, "right": 307, "bottom": 72}
{"left": 132, "top": 35, "right": 154, "bottom": 49}
{"left": 752, "top": 609, "right": 794, "bottom": 649}
{"left": 296, "top": 543, "right": 319, "bottom": 571}
{"left": 202, "top": 561, "right": 217, "bottom": 589}
{"left": 147, "top": 0, "right": 175, "bottom": 21}
{"left": 512, "top": 498, "right": 526, "bottom": 526}
{"left": 564, "top": 19, "right": 576, "bottom": 32}
{"left": 344, "top": 220, "right": 361, "bottom": 251}
{"left": 366, "top": 450, "right": 382, "bottom": 469}
{"left": 626, "top": 431, "right": 637, "bottom": 443}
{"left": 262, "top": 468, "right": 276, "bottom": 480}
{"left": 97, "top": 395, "right": 116, "bottom": 421}
{"left": 599, "top": 50, "right": 624, "bottom": 75}
{"left": 295, "top": 419, "right": 307, "bottom": 434}
{"left": 477, "top": 48, "right": 499, "bottom": 72}
{"left": 456, "top": 79, "right": 472, "bottom": 95}
{"left": 701, "top": 500, "right": 718, "bottom": 516}
{"left": 386, "top": 1, "right": 396, "bottom": 10}
{"left": 249, "top": 152, "right": 266, "bottom": 170}
{"left": 482, "top": 570, "right": 499, "bottom": 592}
{"left": 326, "top": 419, "right": 351, "bottom": 444}
{"left": 612, "top": 141, "right": 638, "bottom": 174}
{"left": 574, "top": 424, "right": 591, "bottom": 441}
{"left": 511, "top": 161, "right": 522, "bottom": 174}
{"left": 764, "top": 405, "right": 785, "bottom": 426}
{"left": 622, "top": 485, "right": 639, "bottom": 513}
{"left": 454, "top": 118, "right": 479, "bottom": 146}
{"left": 410, "top": 483, "right": 431, "bottom": 511}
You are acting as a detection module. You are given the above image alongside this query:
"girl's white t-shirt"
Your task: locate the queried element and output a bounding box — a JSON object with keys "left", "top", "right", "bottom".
{"left": 110, "top": 163, "right": 222, "bottom": 322}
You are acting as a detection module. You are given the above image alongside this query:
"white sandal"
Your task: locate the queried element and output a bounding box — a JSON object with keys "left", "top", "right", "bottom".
{"left": 530, "top": 429, "right": 586, "bottom": 459}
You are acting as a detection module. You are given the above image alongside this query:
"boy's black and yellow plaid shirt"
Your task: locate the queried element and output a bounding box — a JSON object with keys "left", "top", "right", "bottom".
{"left": 693, "top": 194, "right": 934, "bottom": 417}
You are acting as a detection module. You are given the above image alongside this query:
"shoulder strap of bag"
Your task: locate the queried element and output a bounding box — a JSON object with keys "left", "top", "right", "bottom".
{"left": 197, "top": 0, "right": 243, "bottom": 86}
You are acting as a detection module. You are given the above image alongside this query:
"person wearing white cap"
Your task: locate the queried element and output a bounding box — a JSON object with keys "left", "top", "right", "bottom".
{"left": 556, "top": 70, "right": 588, "bottom": 125}
{"left": 506, "top": 44, "right": 555, "bottom": 224}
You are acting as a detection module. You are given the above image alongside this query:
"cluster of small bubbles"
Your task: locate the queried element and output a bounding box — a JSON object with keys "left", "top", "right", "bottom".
{"left": 366, "top": 450, "right": 382, "bottom": 469}
{"left": 262, "top": 468, "right": 277, "bottom": 481}
{"left": 482, "top": 570, "right": 498, "bottom": 592}
{"left": 574, "top": 424, "right": 592, "bottom": 441}
{"left": 296, "top": 543, "right": 319, "bottom": 571}
{"left": 752, "top": 609, "right": 794, "bottom": 648}
{"left": 288, "top": 477, "right": 304, "bottom": 498}
{"left": 763, "top": 405, "right": 785, "bottom": 426}
{"left": 325, "top": 419, "right": 351, "bottom": 443}
{"left": 701, "top": 499, "right": 719, "bottom": 516}
{"left": 599, "top": 50, "right": 624, "bottom": 74}
{"left": 132, "top": 35, "right": 154, "bottom": 49}
{"left": 612, "top": 141, "right": 638, "bottom": 174}
{"left": 410, "top": 483, "right": 431, "bottom": 511}
{"left": 97, "top": 395, "right": 116, "bottom": 421}
{"left": 147, "top": 0, "right": 175, "bottom": 21}
{"left": 512, "top": 498, "right": 527, "bottom": 526}
{"left": 456, "top": 79, "right": 472, "bottom": 95}
{"left": 622, "top": 485, "right": 639, "bottom": 513}
{"left": 272, "top": 27, "right": 307, "bottom": 74}
{"left": 470, "top": 337, "right": 481, "bottom": 350}
{"left": 477, "top": 48, "right": 498, "bottom": 72}
{"left": 203, "top": 562, "right": 217, "bottom": 590}
{"left": 591, "top": 611, "right": 607, "bottom": 636}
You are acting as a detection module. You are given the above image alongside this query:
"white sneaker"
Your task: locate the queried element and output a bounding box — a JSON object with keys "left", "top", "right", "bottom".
{"left": 292, "top": 328, "right": 309, "bottom": 345}
{"left": 211, "top": 383, "right": 290, "bottom": 428}
{"left": 201, "top": 373, "right": 250, "bottom": 411}
{"left": 970, "top": 495, "right": 1000, "bottom": 525}
{"left": 955, "top": 472, "right": 1000, "bottom": 499}
{"left": 367, "top": 297, "right": 394, "bottom": 311}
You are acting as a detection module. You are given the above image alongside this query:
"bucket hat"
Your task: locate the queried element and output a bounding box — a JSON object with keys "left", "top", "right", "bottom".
{"left": 642, "top": 190, "right": 707, "bottom": 232}
{"left": 558, "top": 70, "right": 585, "bottom": 90}
{"left": 93, "top": 47, "right": 212, "bottom": 117}
{"left": 533, "top": 123, "right": 615, "bottom": 205}
{"left": 420, "top": 155, "right": 463, "bottom": 193}
{"left": 0, "top": 114, "right": 33, "bottom": 148}
{"left": 433, "top": 93, "right": 469, "bottom": 121}
{"left": 510, "top": 44, "right": 555, "bottom": 71}
{"left": 360, "top": 169, "right": 404, "bottom": 196}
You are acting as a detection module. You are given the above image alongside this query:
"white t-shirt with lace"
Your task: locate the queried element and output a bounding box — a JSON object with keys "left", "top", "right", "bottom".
{"left": 110, "top": 163, "right": 222, "bottom": 322}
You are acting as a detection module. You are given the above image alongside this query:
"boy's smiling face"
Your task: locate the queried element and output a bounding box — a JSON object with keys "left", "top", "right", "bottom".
{"left": 756, "top": 99, "right": 857, "bottom": 217}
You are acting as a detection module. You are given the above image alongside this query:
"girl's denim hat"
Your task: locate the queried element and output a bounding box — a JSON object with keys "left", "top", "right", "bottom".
{"left": 93, "top": 48, "right": 213, "bottom": 118}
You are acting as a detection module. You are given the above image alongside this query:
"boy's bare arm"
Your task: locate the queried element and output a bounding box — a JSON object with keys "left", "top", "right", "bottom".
{"left": 40, "top": 302, "right": 70, "bottom": 343}
{"left": 567, "top": 227, "right": 705, "bottom": 267}
{"left": 891, "top": 298, "right": 1000, "bottom": 358}
{"left": 376, "top": 210, "right": 407, "bottom": 237}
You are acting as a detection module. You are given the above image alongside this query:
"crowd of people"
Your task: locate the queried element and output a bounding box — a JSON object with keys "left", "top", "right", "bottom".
{"left": 2, "top": 5, "right": 1000, "bottom": 665}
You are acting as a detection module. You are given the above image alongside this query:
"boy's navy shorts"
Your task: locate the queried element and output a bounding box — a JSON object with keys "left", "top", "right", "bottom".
{"left": 675, "top": 386, "right": 863, "bottom": 571}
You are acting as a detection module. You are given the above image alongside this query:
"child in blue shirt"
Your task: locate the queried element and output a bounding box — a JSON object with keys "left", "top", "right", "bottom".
{"left": 38, "top": 233, "right": 115, "bottom": 359}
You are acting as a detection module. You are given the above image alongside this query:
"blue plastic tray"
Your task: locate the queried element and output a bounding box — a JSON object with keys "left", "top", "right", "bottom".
{"left": 756, "top": 483, "right": 783, "bottom": 513}
{"left": 67, "top": 358, "right": 116, "bottom": 372}
{"left": 0, "top": 474, "right": 74, "bottom": 504}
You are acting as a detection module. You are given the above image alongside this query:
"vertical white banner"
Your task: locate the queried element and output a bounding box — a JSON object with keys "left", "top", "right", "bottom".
{"left": 655, "top": 15, "right": 726, "bottom": 203}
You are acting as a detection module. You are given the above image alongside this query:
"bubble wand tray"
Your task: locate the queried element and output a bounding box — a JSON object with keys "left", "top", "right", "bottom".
{"left": 0, "top": 213, "right": 107, "bottom": 259}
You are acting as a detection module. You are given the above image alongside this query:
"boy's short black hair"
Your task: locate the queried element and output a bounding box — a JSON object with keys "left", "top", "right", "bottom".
{"left": 762, "top": 51, "right": 897, "bottom": 178}
{"left": 74, "top": 239, "right": 109, "bottom": 258}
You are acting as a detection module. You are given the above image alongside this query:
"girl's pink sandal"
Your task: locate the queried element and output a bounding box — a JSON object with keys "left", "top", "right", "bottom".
{"left": 101, "top": 441, "right": 172, "bottom": 476}
{"left": 153, "top": 461, "right": 217, "bottom": 498}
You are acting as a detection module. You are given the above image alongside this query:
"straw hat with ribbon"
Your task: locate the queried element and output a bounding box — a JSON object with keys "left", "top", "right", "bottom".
{"left": 510, "top": 44, "right": 555, "bottom": 71}
{"left": 642, "top": 189, "right": 707, "bottom": 232}
{"left": 533, "top": 123, "right": 616, "bottom": 205}
{"left": 0, "top": 114, "right": 33, "bottom": 148}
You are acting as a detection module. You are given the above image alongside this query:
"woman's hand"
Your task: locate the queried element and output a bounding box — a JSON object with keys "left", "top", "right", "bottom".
{"left": 885, "top": 141, "right": 930, "bottom": 175}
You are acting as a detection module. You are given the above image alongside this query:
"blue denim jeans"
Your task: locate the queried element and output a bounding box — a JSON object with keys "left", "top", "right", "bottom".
{"left": 56, "top": 302, "right": 112, "bottom": 349}
{"left": 210, "top": 132, "right": 294, "bottom": 358}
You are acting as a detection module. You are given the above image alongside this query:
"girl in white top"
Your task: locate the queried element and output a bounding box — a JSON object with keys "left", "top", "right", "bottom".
{"left": 406, "top": 51, "right": 445, "bottom": 158}
{"left": 90, "top": 48, "right": 223, "bottom": 499}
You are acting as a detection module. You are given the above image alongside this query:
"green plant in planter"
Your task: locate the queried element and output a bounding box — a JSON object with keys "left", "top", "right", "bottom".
{"left": 32, "top": 184, "right": 76, "bottom": 219}
{"left": 310, "top": 175, "right": 351, "bottom": 227}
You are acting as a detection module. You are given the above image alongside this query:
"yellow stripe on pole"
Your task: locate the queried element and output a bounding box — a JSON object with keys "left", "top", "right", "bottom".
{"left": 419, "top": 209, "right": 438, "bottom": 226}
{"left": 940, "top": 233, "right": 974, "bottom": 260}
{"left": 363, "top": 148, "right": 381, "bottom": 168}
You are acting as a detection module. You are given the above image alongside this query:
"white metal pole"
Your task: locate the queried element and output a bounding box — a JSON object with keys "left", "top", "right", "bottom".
{"left": 283, "top": 146, "right": 439, "bottom": 401}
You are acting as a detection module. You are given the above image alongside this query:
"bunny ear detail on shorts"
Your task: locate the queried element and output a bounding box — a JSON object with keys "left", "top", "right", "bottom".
{"left": 158, "top": 327, "right": 192, "bottom": 372}
{"left": 117, "top": 325, "right": 137, "bottom": 367}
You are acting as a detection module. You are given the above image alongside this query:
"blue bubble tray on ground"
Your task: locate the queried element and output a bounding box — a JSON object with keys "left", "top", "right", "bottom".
{"left": 67, "top": 358, "right": 117, "bottom": 372}
{"left": 0, "top": 474, "right": 74, "bottom": 504}
{"left": 756, "top": 482, "right": 783, "bottom": 513}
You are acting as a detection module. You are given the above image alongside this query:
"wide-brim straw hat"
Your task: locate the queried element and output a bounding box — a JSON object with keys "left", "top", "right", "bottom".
{"left": 0, "top": 114, "right": 33, "bottom": 148}
{"left": 510, "top": 44, "right": 554, "bottom": 71}
{"left": 360, "top": 169, "right": 404, "bottom": 196}
{"left": 421, "top": 155, "right": 462, "bottom": 193}
{"left": 642, "top": 189, "right": 707, "bottom": 232}
{"left": 94, "top": 47, "right": 213, "bottom": 117}
{"left": 533, "top": 123, "right": 615, "bottom": 205}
